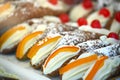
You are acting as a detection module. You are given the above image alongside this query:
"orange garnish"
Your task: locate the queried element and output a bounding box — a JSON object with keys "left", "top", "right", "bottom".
{"left": 27, "top": 36, "right": 61, "bottom": 59}
{"left": 85, "top": 56, "right": 108, "bottom": 80}
{"left": 0, "top": 26, "right": 26, "bottom": 49}
{"left": 16, "top": 31, "right": 43, "bottom": 59}
{"left": 0, "top": 2, "right": 11, "bottom": 14}
{"left": 44, "top": 46, "right": 80, "bottom": 68}
{"left": 59, "top": 54, "right": 98, "bottom": 75}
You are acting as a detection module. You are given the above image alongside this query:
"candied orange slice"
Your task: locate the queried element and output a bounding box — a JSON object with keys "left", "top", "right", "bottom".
{"left": 0, "top": 2, "right": 11, "bottom": 14}
{"left": 59, "top": 54, "right": 98, "bottom": 75}
{"left": 85, "top": 56, "right": 108, "bottom": 80}
{"left": 27, "top": 35, "right": 61, "bottom": 59}
{"left": 0, "top": 26, "right": 25, "bottom": 49}
{"left": 16, "top": 31, "right": 43, "bottom": 59}
{"left": 43, "top": 46, "right": 80, "bottom": 68}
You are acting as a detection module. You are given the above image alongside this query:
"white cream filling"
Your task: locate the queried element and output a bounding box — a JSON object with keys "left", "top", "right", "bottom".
{"left": 62, "top": 53, "right": 96, "bottom": 80}
{"left": 34, "top": 0, "right": 69, "bottom": 11}
{"left": 110, "top": 20, "right": 120, "bottom": 33}
{"left": 32, "top": 24, "right": 47, "bottom": 32}
{"left": 69, "top": 4, "right": 92, "bottom": 21}
{"left": 62, "top": 61, "right": 95, "bottom": 80}
{"left": 87, "top": 12, "right": 109, "bottom": 27}
{"left": 65, "top": 22, "right": 78, "bottom": 27}
{"left": 0, "top": 23, "right": 31, "bottom": 52}
{"left": 100, "top": 36, "right": 120, "bottom": 44}
{"left": 43, "top": 51, "right": 79, "bottom": 74}
{"left": 0, "top": 30, "right": 27, "bottom": 52}
{"left": 23, "top": 34, "right": 41, "bottom": 55}
{"left": 0, "top": 4, "right": 15, "bottom": 21}
{"left": 83, "top": 56, "right": 120, "bottom": 80}
{"left": 43, "top": 16, "right": 61, "bottom": 23}
{"left": 31, "top": 38, "right": 61, "bottom": 65}
{"left": 65, "top": 22, "right": 111, "bottom": 35}
{"left": 87, "top": 6, "right": 114, "bottom": 27}
{"left": 79, "top": 25, "right": 111, "bottom": 35}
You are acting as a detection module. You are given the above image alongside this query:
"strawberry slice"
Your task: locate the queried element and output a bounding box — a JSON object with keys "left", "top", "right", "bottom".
{"left": 0, "top": 2, "right": 11, "bottom": 14}
{"left": 16, "top": 31, "right": 43, "bottom": 59}
{"left": 59, "top": 54, "right": 98, "bottom": 75}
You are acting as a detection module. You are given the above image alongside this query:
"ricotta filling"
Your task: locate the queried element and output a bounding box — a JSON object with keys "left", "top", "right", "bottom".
{"left": 31, "top": 39, "right": 60, "bottom": 65}
{"left": 69, "top": 4, "right": 92, "bottom": 21}
{"left": 110, "top": 20, "right": 120, "bottom": 33}
{"left": 79, "top": 25, "right": 111, "bottom": 35}
{"left": 0, "top": 24, "right": 31, "bottom": 52}
{"left": 62, "top": 61, "right": 95, "bottom": 80}
{"left": 43, "top": 49, "right": 80, "bottom": 74}
{"left": 83, "top": 56, "right": 120, "bottom": 80}
{"left": 62, "top": 53, "right": 96, "bottom": 80}
{"left": 23, "top": 34, "right": 41, "bottom": 55}
{"left": 87, "top": 12, "right": 109, "bottom": 27}
{"left": 43, "top": 16, "right": 61, "bottom": 23}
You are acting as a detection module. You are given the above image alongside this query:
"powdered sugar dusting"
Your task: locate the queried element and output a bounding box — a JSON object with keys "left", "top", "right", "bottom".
{"left": 94, "top": 43, "right": 120, "bottom": 57}
{"left": 76, "top": 39, "right": 110, "bottom": 52}
{"left": 57, "top": 30, "right": 102, "bottom": 47}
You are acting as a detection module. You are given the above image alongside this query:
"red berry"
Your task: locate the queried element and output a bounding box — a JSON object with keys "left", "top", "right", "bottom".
{"left": 115, "top": 11, "right": 120, "bottom": 23}
{"left": 48, "top": 0, "right": 58, "bottom": 5}
{"left": 107, "top": 32, "right": 119, "bottom": 40}
{"left": 91, "top": 20, "right": 102, "bottom": 28}
{"left": 59, "top": 13, "right": 69, "bottom": 23}
{"left": 82, "top": 0, "right": 93, "bottom": 9}
{"left": 77, "top": 18, "right": 88, "bottom": 26}
{"left": 99, "top": 8, "right": 110, "bottom": 18}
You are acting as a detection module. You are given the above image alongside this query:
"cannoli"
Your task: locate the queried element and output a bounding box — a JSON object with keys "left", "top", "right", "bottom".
{"left": 87, "top": 6, "right": 114, "bottom": 28}
{"left": 94, "top": 43, "right": 120, "bottom": 57}
{"left": 69, "top": 0, "right": 94, "bottom": 21}
{"left": 59, "top": 53, "right": 98, "bottom": 80}
{"left": 57, "top": 30, "right": 103, "bottom": 47}
{"left": 16, "top": 31, "right": 43, "bottom": 60}
{"left": 0, "top": 0, "right": 69, "bottom": 35}
{"left": 78, "top": 19, "right": 111, "bottom": 35}
{"left": 27, "top": 35, "right": 62, "bottom": 69}
{"left": 83, "top": 55, "right": 120, "bottom": 80}
{"left": 0, "top": 23, "right": 31, "bottom": 54}
{"left": 43, "top": 45, "right": 80, "bottom": 76}
{"left": 66, "top": 18, "right": 111, "bottom": 35}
